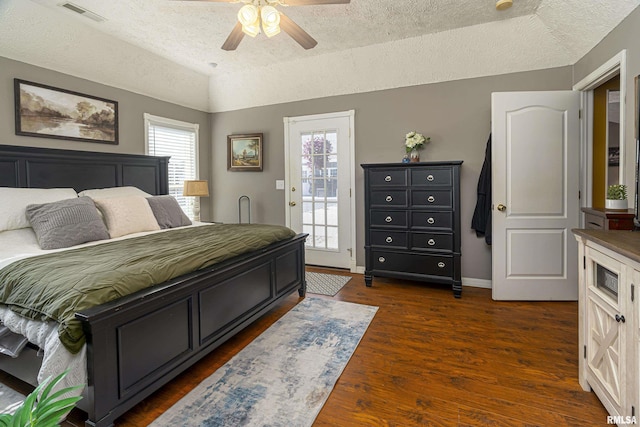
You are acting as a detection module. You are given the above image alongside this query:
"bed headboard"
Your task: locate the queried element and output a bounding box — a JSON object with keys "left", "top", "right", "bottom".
{"left": 0, "top": 144, "right": 169, "bottom": 195}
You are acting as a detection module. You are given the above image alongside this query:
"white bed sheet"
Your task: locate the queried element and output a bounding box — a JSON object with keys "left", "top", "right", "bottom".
{"left": 0, "top": 222, "right": 210, "bottom": 397}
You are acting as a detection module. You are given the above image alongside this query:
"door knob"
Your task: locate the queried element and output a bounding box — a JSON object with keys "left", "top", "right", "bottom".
{"left": 289, "top": 201, "right": 296, "bottom": 206}
{"left": 616, "top": 314, "right": 626, "bottom": 323}
{"left": 497, "top": 204, "right": 506, "bottom": 212}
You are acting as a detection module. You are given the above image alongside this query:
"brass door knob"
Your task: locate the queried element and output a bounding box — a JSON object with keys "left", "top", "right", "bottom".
{"left": 289, "top": 201, "right": 296, "bottom": 206}
{"left": 497, "top": 204, "right": 506, "bottom": 212}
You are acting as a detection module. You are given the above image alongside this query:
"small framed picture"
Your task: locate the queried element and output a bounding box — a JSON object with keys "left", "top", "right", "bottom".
{"left": 227, "top": 133, "right": 263, "bottom": 171}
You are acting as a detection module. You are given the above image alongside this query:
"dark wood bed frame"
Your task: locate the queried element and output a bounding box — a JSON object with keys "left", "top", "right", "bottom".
{"left": 0, "top": 144, "right": 307, "bottom": 427}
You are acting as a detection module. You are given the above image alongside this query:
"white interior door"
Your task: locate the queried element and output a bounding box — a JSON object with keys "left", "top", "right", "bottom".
{"left": 492, "top": 91, "right": 580, "bottom": 300}
{"left": 284, "top": 111, "right": 354, "bottom": 269}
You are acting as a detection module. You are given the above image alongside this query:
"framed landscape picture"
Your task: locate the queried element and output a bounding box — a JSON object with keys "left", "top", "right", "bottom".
{"left": 227, "top": 133, "right": 263, "bottom": 171}
{"left": 14, "top": 79, "right": 119, "bottom": 144}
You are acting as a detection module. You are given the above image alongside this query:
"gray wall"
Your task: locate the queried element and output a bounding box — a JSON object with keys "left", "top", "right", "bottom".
{"left": 210, "top": 66, "right": 573, "bottom": 281}
{"left": 0, "top": 56, "right": 212, "bottom": 219}
{"left": 574, "top": 6, "right": 640, "bottom": 194}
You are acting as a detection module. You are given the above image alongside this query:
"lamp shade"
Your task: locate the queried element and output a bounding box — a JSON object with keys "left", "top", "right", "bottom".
{"left": 183, "top": 180, "right": 209, "bottom": 197}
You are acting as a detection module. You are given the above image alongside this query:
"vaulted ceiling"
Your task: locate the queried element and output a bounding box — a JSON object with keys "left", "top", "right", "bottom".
{"left": 1, "top": 0, "right": 639, "bottom": 112}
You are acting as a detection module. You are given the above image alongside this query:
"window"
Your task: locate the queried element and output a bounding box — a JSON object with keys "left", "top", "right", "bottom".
{"left": 144, "top": 113, "right": 199, "bottom": 219}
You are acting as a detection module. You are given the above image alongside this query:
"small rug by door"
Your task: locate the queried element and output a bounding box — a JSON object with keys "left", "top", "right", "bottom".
{"left": 305, "top": 272, "right": 352, "bottom": 296}
{"left": 0, "top": 383, "right": 24, "bottom": 415}
{"left": 150, "top": 297, "right": 377, "bottom": 427}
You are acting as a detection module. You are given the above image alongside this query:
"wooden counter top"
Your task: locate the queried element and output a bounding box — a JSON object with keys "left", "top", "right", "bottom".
{"left": 572, "top": 229, "right": 640, "bottom": 264}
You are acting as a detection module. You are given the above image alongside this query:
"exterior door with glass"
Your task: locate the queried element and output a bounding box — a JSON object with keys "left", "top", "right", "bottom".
{"left": 284, "top": 111, "right": 354, "bottom": 269}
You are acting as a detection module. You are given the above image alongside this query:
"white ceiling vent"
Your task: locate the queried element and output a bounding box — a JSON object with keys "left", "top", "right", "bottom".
{"left": 59, "top": 2, "right": 106, "bottom": 23}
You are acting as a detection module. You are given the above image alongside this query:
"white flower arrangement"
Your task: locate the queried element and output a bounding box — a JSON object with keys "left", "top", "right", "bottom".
{"left": 405, "top": 131, "right": 430, "bottom": 153}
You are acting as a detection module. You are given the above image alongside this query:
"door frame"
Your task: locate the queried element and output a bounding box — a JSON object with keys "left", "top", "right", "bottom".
{"left": 283, "top": 110, "right": 357, "bottom": 272}
{"left": 573, "top": 50, "right": 627, "bottom": 221}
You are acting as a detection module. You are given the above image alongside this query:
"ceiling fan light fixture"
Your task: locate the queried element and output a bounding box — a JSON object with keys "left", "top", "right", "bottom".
{"left": 261, "top": 6, "right": 280, "bottom": 26}
{"left": 263, "top": 23, "right": 281, "bottom": 38}
{"left": 496, "top": 0, "right": 513, "bottom": 11}
{"left": 238, "top": 4, "right": 259, "bottom": 27}
{"left": 242, "top": 22, "right": 260, "bottom": 37}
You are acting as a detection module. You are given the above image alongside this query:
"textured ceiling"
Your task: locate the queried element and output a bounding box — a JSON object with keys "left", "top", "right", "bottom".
{"left": 1, "top": 0, "right": 639, "bottom": 112}
{"left": 26, "top": 0, "right": 544, "bottom": 75}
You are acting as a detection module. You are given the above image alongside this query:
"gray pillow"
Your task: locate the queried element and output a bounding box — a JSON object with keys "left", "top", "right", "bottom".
{"left": 26, "top": 196, "right": 110, "bottom": 249}
{"left": 146, "top": 195, "right": 192, "bottom": 229}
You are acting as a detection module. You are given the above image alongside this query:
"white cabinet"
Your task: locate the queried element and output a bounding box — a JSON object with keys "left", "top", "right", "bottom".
{"left": 575, "top": 231, "right": 640, "bottom": 424}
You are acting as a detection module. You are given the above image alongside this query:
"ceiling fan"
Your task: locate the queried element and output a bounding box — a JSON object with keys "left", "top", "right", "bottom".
{"left": 177, "top": 0, "right": 350, "bottom": 51}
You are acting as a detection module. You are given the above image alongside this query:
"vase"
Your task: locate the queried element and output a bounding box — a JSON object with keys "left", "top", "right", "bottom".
{"left": 410, "top": 148, "right": 420, "bottom": 163}
{"left": 605, "top": 199, "right": 628, "bottom": 210}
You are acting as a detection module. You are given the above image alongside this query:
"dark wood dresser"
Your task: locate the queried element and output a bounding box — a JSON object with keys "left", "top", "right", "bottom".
{"left": 361, "top": 161, "right": 463, "bottom": 297}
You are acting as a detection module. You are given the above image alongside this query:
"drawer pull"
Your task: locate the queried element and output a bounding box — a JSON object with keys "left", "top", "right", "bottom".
{"left": 386, "top": 195, "right": 393, "bottom": 202}
{"left": 437, "top": 262, "right": 445, "bottom": 268}
{"left": 428, "top": 239, "right": 436, "bottom": 246}
{"left": 427, "top": 217, "right": 435, "bottom": 224}
{"left": 427, "top": 174, "right": 434, "bottom": 182}
{"left": 427, "top": 196, "right": 435, "bottom": 203}
{"left": 378, "top": 256, "right": 386, "bottom": 263}
{"left": 385, "top": 236, "right": 393, "bottom": 243}
{"left": 385, "top": 216, "right": 393, "bottom": 223}
{"left": 384, "top": 175, "right": 392, "bottom": 182}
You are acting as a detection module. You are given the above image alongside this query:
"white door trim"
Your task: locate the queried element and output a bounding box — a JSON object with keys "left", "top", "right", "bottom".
{"left": 283, "top": 110, "right": 357, "bottom": 272}
{"left": 573, "top": 50, "right": 627, "bottom": 221}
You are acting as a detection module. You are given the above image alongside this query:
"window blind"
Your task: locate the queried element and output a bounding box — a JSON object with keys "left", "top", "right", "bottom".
{"left": 145, "top": 114, "right": 199, "bottom": 219}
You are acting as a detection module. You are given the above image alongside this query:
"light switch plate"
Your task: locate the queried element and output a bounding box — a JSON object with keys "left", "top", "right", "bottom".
{"left": 276, "top": 180, "right": 285, "bottom": 190}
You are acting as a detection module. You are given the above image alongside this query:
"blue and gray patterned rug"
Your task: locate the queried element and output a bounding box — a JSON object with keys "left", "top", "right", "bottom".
{"left": 150, "top": 297, "right": 378, "bottom": 427}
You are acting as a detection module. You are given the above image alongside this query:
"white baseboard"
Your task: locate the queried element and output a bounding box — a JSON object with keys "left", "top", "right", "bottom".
{"left": 462, "top": 277, "right": 492, "bottom": 289}
{"left": 353, "top": 266, "right": 491, "bottom": 289}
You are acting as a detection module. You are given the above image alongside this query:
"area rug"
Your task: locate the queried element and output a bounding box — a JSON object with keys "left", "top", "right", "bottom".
{"left": 150, "top": 297, "right": 378, "bottom": 427}
{"left": 305, "top": 272, "right": 352, "bottom": 296}
{"left": 0, "top": 383, "right": 24, "bottom": 415}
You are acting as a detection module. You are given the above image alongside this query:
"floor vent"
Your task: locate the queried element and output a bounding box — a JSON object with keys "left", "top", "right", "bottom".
{"left": 60, "top": 2, "right": 106, "bottom": 22}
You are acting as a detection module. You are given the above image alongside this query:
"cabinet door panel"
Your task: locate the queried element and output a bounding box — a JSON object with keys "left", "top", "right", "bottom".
{"left": 370, "top": 190, "right": 408, "bottom": 207}
{"left": 411, "top": 190, "right": 452, "bottom": 209}
{"left": 411, "top": 211, "right": 453, "bottom": 230}
{"left": 410, "top": 168, "right": 452, "bottom": 186}
{"left": 370, "top": 210, "right": 408, "bottom": 228}
{"left": 411, "top": 232, "right": 453, "bottom": 252}
{"left": 371, "top": 250, "right": 453, "bottom": 277}
{"left": 369, "top": 169, "right": 407, "bottom": 186}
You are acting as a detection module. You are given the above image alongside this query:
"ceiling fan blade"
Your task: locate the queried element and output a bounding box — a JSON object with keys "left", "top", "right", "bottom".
{"left": 280, "top": 0, "right": 350, "bottom": 4}
{"left": 221, "top": 22, "right": 245, "bottom": 51}
{"left": 279, "top": 13, "right": 317, "bottom": 49}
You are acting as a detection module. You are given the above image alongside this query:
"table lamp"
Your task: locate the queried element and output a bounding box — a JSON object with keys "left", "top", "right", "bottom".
{"left": 183, "top": 180, "right": 209, "bottom": 221}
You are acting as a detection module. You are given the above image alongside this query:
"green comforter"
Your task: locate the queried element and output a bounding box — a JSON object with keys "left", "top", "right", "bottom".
{"left": 0, "top": 224, "right": 296, "bottom": 354}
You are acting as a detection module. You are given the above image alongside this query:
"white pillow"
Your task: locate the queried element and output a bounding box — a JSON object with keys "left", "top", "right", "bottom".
{"left": 94, "top": 196, "right": 160, "bottom": 238}
{"left": 0, "top": 187, "right": 78, "bottom": 232}
{"left": 79, "top": 186, "right": 152, "bottom": 200}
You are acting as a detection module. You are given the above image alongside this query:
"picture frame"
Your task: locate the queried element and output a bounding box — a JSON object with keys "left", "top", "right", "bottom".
{"left": 14, "top": 79, "right": 119, "bottom": 145}
{"left": 227, "top": 133, "right": 263, "bottom": 171}
{"left": 608, "top": 146, "right": 620, "bottom": 166}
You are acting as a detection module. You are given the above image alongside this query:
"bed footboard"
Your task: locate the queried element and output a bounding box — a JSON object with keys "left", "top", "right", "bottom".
{"left": 76, "top": 233, "right": 307, "bottom": 427}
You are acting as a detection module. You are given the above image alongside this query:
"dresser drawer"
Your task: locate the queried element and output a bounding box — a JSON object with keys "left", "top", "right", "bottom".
{"left": 370, "top": 230, "right": 408, "bottom": 249}
{"left": 370, "top": 190, "right": 408, "bottom": 207}
{"left": 584, "top": 213, "right": 605, "bottom": 230}
{"left": 411, "top": 211, "right": 453, "bottom": 230}
{"left": 372, "top": 251, "right": 453, "bottom": 277}
{"left": 411, "top": 190, "right": 452, "bottom": 208}
{"left": 411, "top": 232, "right": 453, "bottom": 252}
{"left": 369, "top": 169, "right": 407, "bottom": 187}
{"left": 370, "top": 210, "right": 408, "bottom": 228}
{"left": 411, "top": 168, "right": 452, "bottom": 186}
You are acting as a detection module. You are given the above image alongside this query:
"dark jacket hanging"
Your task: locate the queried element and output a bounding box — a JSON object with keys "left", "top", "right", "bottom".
{"left": 471, "top": 135, "right": 492, "bottom": 245}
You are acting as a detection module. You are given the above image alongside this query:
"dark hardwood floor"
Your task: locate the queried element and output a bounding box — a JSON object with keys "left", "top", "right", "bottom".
{"left": 4, "top": 268, "right": 609, "bottom": 426}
